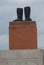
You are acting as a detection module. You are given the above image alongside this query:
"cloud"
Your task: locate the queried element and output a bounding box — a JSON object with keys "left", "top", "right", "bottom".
{"left": 0, "top": 34, "right": 9, "bottom": 50}
{"left": 37, "top": 22, "right": 44, "bottom": 33}
{"left": 0, "top": 0, "right": 35, "bottom": 3}
{"left": 0, "top": 0, "right": 36, "bottom": 8}
{"left": 38, "top": 34, "right": 44, "bottom": 49}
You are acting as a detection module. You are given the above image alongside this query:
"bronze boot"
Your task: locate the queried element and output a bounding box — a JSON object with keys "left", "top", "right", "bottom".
{"left": 24, "top": 6, "right": 32, "bottom": 21}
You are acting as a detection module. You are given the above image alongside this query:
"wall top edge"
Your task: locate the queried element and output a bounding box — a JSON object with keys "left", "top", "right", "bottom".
{"left": 0, "top": 49, "right": 43, "bottom": 51}
{"left": 9, "top": 21, "right": 36, "bottom": 27}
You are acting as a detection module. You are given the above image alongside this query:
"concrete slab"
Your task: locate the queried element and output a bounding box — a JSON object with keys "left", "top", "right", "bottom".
{"left": 0, "top": 49, "right": 43, "bottom": 60}
{"left": 0, "top": 49, "right": 43, "bottom": 65}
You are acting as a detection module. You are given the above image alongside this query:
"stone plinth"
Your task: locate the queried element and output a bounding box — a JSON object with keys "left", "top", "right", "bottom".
{"left": 0, "top": 49, "right": 43, "bottom": 65}
{"left": 9, "top": 21, "right": 37, "bottom": 50}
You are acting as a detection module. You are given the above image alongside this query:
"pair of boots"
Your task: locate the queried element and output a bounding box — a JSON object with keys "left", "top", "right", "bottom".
{"left": 15, "top": 6, "right": 32, "bottom": 21}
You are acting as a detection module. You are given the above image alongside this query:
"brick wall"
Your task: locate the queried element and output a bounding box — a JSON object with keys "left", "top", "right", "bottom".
{"left": 9, "top": 21, "right": 37, "bottom": 50}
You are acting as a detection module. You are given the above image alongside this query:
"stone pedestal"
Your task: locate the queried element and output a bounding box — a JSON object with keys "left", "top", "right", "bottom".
{"left": 9, "top": 21, "right": 37, "bottom": 50}
{"left": 0, "top": 50, "right": 43, "bottom": 65}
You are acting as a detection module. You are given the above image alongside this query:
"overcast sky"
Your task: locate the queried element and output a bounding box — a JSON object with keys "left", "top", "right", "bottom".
{"left": 0, "top": 0, "right": 44, "bottom": 50}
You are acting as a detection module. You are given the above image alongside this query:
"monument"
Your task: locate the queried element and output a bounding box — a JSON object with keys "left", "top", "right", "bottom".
{"left": 9, "top": 6, "right": 37, "bottom": 50}
{"left": 0, "top": 6, "right": 44, "bottom": 65}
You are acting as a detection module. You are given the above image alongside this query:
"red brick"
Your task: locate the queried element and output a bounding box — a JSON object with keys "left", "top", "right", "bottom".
{"left": 9, "top": 21, "right": 37, "bottom": 50}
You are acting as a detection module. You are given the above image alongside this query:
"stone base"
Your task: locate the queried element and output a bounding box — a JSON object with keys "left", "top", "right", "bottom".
{"left": 0, "top": 49, "right": 44, "bottom": 65}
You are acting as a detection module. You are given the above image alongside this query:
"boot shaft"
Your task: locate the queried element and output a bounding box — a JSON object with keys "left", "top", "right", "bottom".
{"left": 17, "top": 8, "right": 23, "bottom": 21}
{"left": 24, "top": 7, "right": 31, "bottom": 21}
